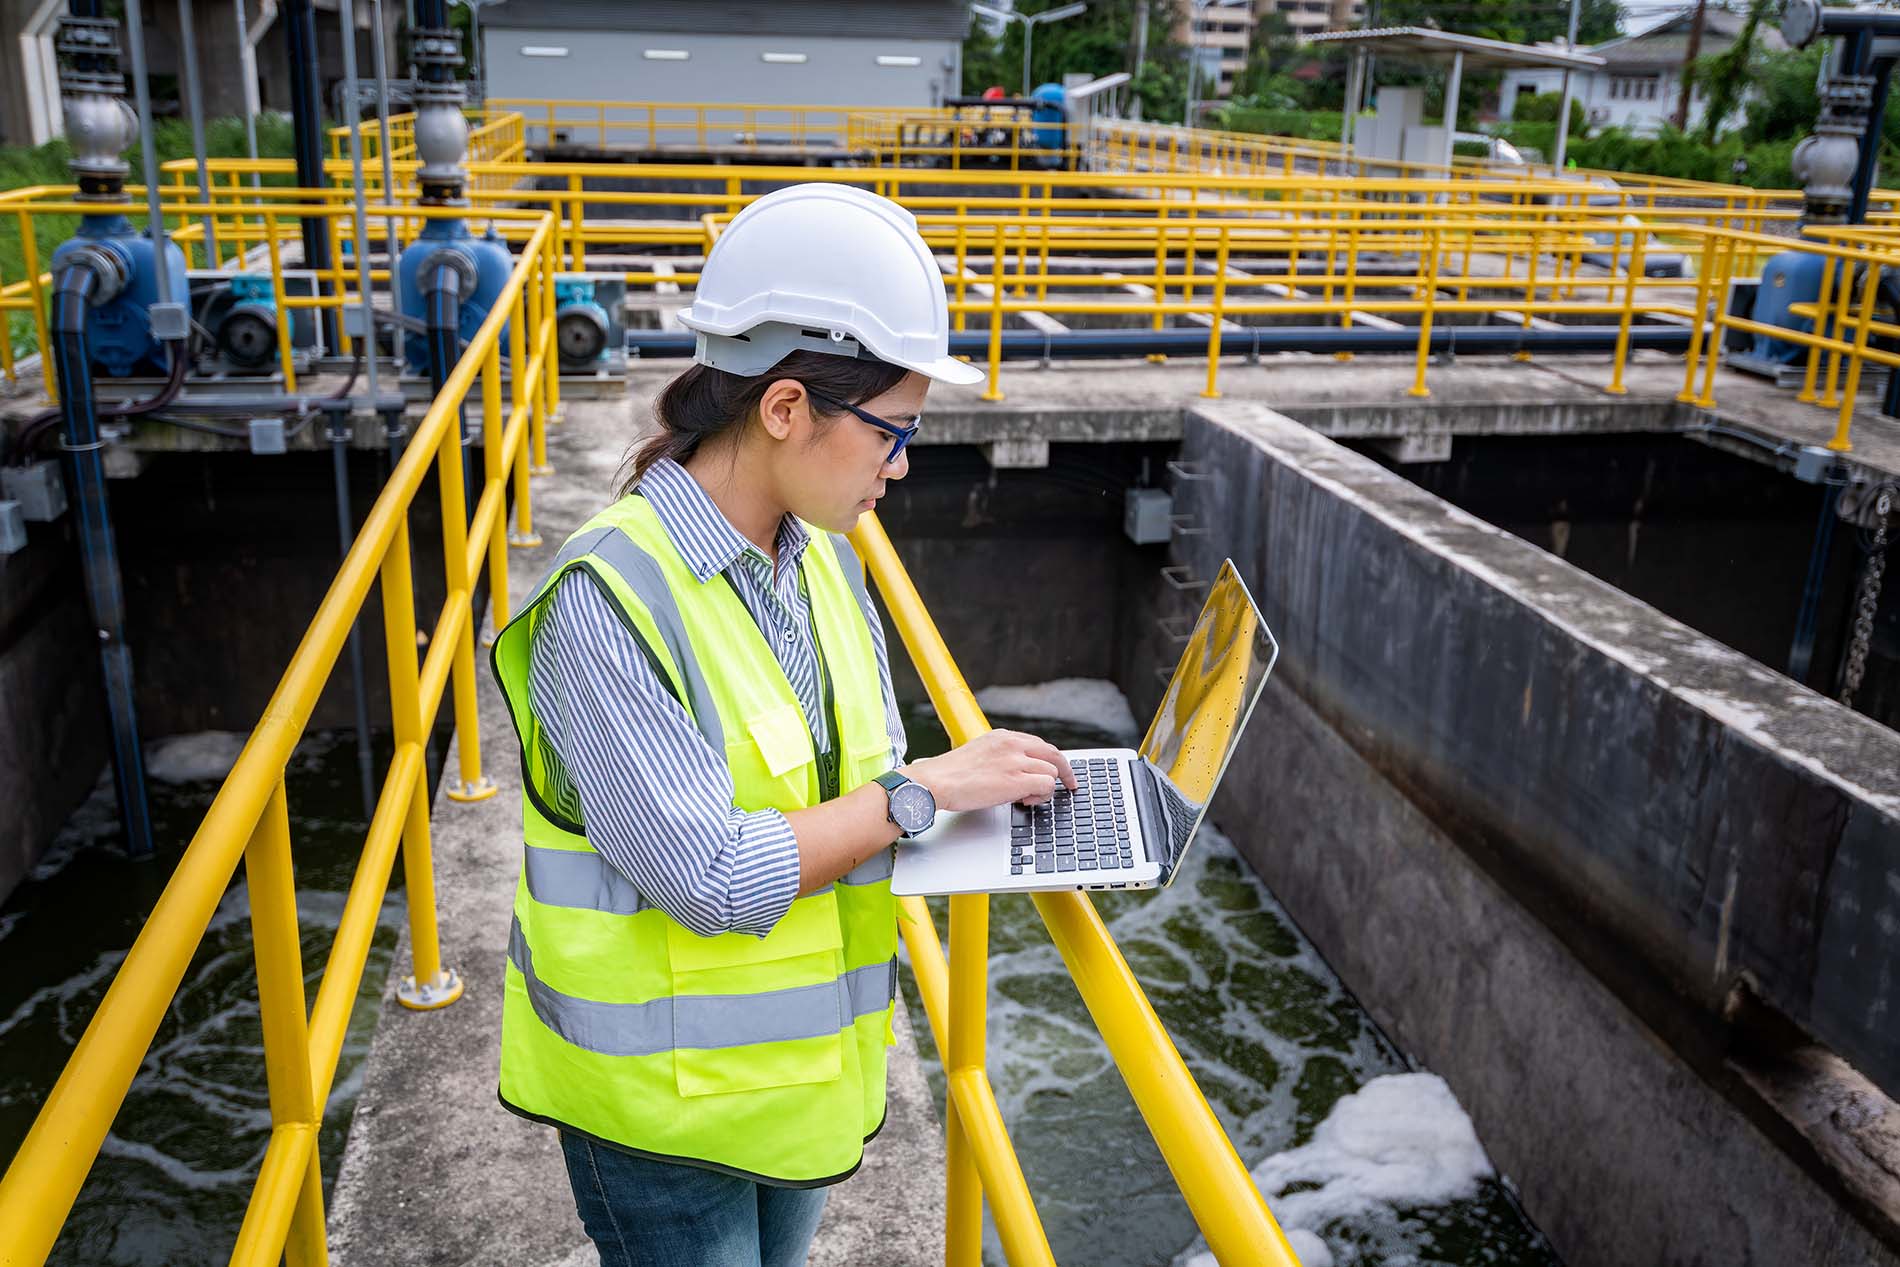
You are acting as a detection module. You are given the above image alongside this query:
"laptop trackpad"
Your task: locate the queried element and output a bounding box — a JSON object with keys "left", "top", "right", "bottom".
{"left": 907, "top": 801, "right": 1008, "bottom": 848}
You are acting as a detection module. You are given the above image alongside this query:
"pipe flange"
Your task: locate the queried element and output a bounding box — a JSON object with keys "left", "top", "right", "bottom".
{"left": 63, "top": 244, "right": 130, "bottom": 306}
{"left": 423, "top": 246, "right": 478, "bottom": 296}
{"left": 411, "top": 25, "right": 465, "bottom": 73}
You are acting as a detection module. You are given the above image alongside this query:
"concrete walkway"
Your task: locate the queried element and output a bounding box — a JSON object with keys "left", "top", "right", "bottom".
{"left": 325, "top": 389, "right": 944, "bottom": 1266}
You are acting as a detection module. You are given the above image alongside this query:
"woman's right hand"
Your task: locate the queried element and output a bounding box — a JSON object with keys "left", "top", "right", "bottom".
{"left": 901, "top": 729, "right": 1077, "bottom": 813}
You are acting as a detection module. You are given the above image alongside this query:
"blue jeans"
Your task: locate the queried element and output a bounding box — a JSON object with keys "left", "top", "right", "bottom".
{"left": 559, "top": 1132, "right": 829, "bottom": 1267}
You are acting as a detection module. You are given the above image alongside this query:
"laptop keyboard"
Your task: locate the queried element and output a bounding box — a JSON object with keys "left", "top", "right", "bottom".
{"left": 1010, "top": 757, "right": 1135, "bottom": 876}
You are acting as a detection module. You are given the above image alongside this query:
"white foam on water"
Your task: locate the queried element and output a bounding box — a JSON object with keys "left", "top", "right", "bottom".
{"left": 97, "top": 1131, "right": 265, "bottom": 1191}
{"left": 145, "top": 731, "right": 250, "bottom": 784}
{"left": 975, "top": 678, "right": 1141, "bottom": 744}
{"left": 1253, "top": 1072, "right": 1494, "bottom": 1228}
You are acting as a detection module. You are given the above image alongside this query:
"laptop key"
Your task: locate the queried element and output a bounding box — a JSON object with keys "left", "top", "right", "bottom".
{"left": 1057, "top": 856, "right": 1075, "bottom": 872}
{"left": 1036, "top": 855, "right": 1054, "bottom": 874}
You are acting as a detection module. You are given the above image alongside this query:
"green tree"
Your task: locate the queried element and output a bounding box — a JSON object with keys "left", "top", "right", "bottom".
{"left": 962, "top": 0, "right": 1189, "bottom": 115}
{"left": 1691, "top": 0, "right": 1773, "bottom": 143}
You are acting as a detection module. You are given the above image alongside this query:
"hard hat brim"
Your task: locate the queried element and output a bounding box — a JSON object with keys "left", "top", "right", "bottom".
{"left": 910, "top": 354, "right": 987, "bottom": 387}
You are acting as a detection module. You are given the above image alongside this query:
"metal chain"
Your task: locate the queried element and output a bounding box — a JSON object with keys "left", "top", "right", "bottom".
{"left": 1840, "top": 486, "right": 1892, "bottom": 709}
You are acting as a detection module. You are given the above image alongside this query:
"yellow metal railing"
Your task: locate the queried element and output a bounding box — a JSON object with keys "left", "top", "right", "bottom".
{"left": 0, "top": 203, "right": 560, "bottom": 1267}
{"left": 848, "top": 512, "right": 1299, "bottom": 1265}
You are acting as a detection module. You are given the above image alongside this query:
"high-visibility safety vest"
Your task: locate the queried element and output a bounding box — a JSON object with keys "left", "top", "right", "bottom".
{"left": 489, "top": 491, "right": 899, "bottom": 1186}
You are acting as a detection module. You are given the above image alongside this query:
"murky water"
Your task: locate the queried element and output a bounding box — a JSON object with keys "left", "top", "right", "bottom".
{"left": 0, "top": 731, "right": 401, "bottom": 1266}
{"left": 6, "top": 700, "right": 1557, "bottom": 1267}
{"left": 899, "top": 704, "right": 1561, "bottom": 1267}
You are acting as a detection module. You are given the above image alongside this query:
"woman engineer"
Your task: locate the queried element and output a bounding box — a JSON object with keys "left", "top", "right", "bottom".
{"left": 488, "top": 183, "right": 1077, "bottom": 1267}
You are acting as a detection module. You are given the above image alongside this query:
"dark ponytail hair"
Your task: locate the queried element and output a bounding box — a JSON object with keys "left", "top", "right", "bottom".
{"left": 620, "top": 350, "right": 911, "bottom": 495}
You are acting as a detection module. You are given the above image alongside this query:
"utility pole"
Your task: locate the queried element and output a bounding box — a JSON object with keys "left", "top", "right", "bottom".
{"left": 1131, "top": 0, "right": 1148, "bottom": 120}
{"left": 1553, "top": 0, "right": 1580, "bottom": 171}
{"left": 1674, "top": 0, "right": 1709, "bottom": 130}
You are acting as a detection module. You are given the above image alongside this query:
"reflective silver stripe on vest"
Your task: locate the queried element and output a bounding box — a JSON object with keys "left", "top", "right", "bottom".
{"left": 510, "top": 916, "right": 895, "bottom": 1057}
{"left": 544, "top": 525, "right": 726, "bottom": 753}
{"left": 524, "top": 844, "right": 656, "bottom": 916}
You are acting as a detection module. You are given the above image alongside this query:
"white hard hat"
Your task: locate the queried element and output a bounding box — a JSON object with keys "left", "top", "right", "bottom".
{"left": 679, "top": 183, "right": 984, "bottom": 386}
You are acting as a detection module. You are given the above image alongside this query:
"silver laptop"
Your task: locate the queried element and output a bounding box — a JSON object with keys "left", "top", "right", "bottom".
{"left": 892, "top": 559, "right": 1278, "bottom": 897}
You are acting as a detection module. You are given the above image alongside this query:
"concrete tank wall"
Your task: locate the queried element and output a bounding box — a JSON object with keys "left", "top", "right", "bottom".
{"left": 1173, "top": 400, "right": 1900, "bottom": 1265}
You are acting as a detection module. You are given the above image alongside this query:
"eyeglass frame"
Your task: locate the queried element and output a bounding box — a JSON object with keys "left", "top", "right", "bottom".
{"left": 804, "top": 386, "right": 921, "bottom": 466}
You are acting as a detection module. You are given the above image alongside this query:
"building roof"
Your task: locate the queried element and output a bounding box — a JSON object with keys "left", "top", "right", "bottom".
{"left": 1303, "top": 26, "right": 1605, "bottom": 72}
{"left": 480, "top": 0, "right": 970, "bottom": 40}
{"left": 1590, "top": 7, "right": 1787, "bottom": 70}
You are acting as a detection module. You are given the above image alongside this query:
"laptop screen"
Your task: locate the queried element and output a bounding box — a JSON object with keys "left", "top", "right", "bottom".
{"left": 1135, "top": 559, "right": 1279, "bottom": 872}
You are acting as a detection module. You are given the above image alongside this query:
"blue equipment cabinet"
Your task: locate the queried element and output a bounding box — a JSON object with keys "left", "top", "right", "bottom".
{"left": 50, "top": 213, "right": 189, "bottom": 376}
{"left": 396, "top": 218, "right": 514, "bottom": 373}
{"left": 1030, "top": 83, "right": 1068, "bottom": 155}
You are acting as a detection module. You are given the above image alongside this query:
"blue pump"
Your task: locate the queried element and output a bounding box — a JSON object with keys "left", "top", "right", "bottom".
{"left": 1748, "top": 249, "right": 1830, "bottom": 365}
{"left": 49, "top": 213, "right": 188, "bottom": 376}
{"left": 396, "top": 218, "right": 513, "bottom": 372}
{"left": 1030, "top": 83, "right": 1067, "bottom": 153}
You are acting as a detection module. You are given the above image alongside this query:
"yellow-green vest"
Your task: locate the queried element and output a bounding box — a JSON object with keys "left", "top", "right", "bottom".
{"left": 489, "top": 491, "right": 898, "bottom": 1186}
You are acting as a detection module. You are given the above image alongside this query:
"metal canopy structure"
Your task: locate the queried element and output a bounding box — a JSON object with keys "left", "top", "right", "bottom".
{"left": 1306, "top": 26, "right": 1606, "bottom": 174}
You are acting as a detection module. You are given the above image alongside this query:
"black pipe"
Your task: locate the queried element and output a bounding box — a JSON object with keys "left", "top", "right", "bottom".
{"left": 53, "top": 263, "right": 156, "bottom": 859}
{"left": 325, "top": 404, "right": 377, "bottom": 822}
{"left": 1849, "top": 58, "right": 1894, "bottom": 226}
{"left": 624, "top": 323, "right": 1696, "bottom": 362}
{"left": 1788, "top": 477, "right": 1844, "bottom": 683}
{"left": 423, "top": 259, "right": 477, "bottom": 522}
{"left": 284, "top": 0, "right": 335, "bottom": 348}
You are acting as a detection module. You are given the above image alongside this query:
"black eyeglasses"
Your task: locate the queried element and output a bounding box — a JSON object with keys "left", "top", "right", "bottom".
{"left": 806, "top": 387, "right": 920, "bottom": 466}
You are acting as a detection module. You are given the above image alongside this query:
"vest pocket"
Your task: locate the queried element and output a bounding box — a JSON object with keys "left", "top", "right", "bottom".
{"left": 726, "top": 703, "right": 816, "bottom": 808}
{"left": 665, "top": 890, "right": 847, "bottom": 1097}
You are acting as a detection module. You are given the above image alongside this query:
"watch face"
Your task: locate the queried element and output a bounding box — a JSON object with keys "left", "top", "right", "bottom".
{"left": 889, "top": 781, "right": 936, "bottom": 834}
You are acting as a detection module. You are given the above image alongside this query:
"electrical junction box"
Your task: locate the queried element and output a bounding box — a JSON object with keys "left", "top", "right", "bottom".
{"left": 1793, "top": 445, "right": 1838, "bottom": 485}
{"left": 1124, "top": 487, "right": 1173, "bottom": 545}
{"left": 0, "top": 502, "right": 26, "bottom": 555}
{"left": 2, "top": 461, "right": 67, "bottom": 522}
{"left": 248, "top": 418, "right": 287, "bottom": 455}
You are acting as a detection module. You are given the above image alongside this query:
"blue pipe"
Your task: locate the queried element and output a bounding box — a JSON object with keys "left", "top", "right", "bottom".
{"left": 53, "top": 263, "right": 156, "bottom": 859}
{"left": 623, "top": 324, "right": 1696, "bottom": 362}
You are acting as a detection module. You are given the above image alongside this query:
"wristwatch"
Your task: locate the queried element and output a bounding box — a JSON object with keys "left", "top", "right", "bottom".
{"left": 873, "top": 771, "right": 937, "bottom": 839}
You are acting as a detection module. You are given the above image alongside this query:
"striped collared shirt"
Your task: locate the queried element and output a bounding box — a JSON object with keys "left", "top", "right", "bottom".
{"left": 527, "top": 457, "right": 906, "bottom": 938}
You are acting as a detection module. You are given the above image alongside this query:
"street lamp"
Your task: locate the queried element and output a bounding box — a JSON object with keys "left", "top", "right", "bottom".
{"left": 972, "top": 2, "right": 1089, "bottom": 95}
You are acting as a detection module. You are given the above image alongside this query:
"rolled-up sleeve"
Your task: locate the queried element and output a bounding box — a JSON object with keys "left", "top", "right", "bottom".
{"left": 527, "top": 572, "right": 801, "bottom": 938}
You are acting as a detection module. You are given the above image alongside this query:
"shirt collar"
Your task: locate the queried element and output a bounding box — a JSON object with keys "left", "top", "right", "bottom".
{"left": 638, "top": 456, "right": 811, "bottom": 585}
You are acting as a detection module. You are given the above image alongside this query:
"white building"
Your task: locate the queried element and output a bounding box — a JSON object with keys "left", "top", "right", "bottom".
{"left": 1498, "top": 7, "right": 1787, "bottom": 137}
{"left": 479, "top": 0, "right": 966, "bottom": 111}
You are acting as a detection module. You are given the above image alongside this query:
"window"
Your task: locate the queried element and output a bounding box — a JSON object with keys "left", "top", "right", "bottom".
{"left": 520, "top": 46, "right": 569, "bottom": 58}
{"left": 761, "top": 52, "right": 808, "bottom": 64}
{"left": 643, "top": 49, "right": 689, "bottom": 61}
{"left": 876, "top": 54, "right": 922, "bottom": 67}
{"left": 1610, "top": 75, "right": 1659, "bottom": 101}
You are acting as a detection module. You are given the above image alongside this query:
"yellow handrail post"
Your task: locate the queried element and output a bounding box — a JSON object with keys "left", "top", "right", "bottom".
{"left": 1410, "top": 227, "right": 1439, "bottom": 397}
{"left": 1695, "top": 233, "right": 1736, "bottom": 408}
{"left": 229, "top": 776, "right": 329, "bottom": 1267}
{"left": 1606, "top": 224, "right": 1646, "bottom": 396}
{"left": 1516, "top": 226, "right": 1539, "bottom": 361}
{"left": 435, "top": 376, "right": 497, "bottom": 803}
{"left": 1149, "top": 205, "right": 1169, "bottom": 363}
{"left": 1678, "top": 231, "right": 1718, "bottom": 403}
{"left": 567, "top": 173, "right": 585, "bottom": 271}
{"left": 1337, "top": 221, "right": 1357, "bottom": 362}
{"left": 1822, "top": 253, "right": 1855, "bottom": 407}
{"left": 1203, "top": 226, "right": 1229, "bottom": 399}
{"left": 945, "top": 892, "right": 990, "bottom": 1267}
{"left": 983, "top": 223, "right": 1005, "bottom": 402}
{"left": 481, "top": 336, "right": 512, "bottom": 642}
{"left": 953, "top": 203, "right": 969, "bottom": 332}
{"left": 509, "top": 284, "right": 543, "bottom": 547}
{"left": 383, "top": 514, "right": 465, "bottom": 1011}
{"left": 264, "top": 212, "right": 299, "bottom": 393}
{"left": 539, "top": 246, "right": 561, "bottom": 447}
{"left": 1830, "top": 254, "right": 1883, "bottom": 452}
{"left": 1798, "top": 252, "right": 1837, "bottom": 405}
{"left": 19, "top": 208, "right": 53, "bottom": 401}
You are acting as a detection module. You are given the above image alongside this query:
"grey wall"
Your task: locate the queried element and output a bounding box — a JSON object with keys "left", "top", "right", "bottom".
{"left": 1173, "top": 399, "right": 1900, "bottom": 1263}
{"left": 482, "top": 30, "right": 957, "bottom": 114}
